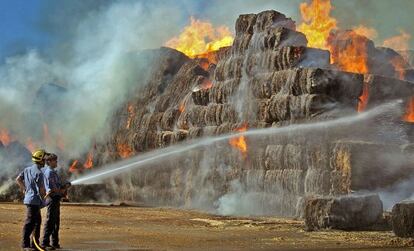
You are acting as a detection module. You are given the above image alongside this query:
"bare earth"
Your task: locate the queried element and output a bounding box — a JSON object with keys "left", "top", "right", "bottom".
{"left": 0, "top": 203, "right": 413, "bottom": 251}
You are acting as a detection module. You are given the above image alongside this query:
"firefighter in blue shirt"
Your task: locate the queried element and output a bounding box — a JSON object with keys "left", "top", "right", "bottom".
{"left": 16, "top": 149, "right": 47, "bottom": 251}
{"left": 41, "top": 153, "right": 66, "bottom": 250}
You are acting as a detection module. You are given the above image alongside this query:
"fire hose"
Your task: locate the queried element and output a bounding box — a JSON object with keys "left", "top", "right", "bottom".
{"left": 32, "top": 236, "right": 45, "bottom": 251}
{"left": 32, "top": 182, "right": 71, "bottom": 251}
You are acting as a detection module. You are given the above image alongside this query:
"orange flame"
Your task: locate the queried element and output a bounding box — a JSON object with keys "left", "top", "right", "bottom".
{"left": 117, "top": 144, "right": 133, "bottom": 158}
{"left": 165, "top": 17, "right": 234, "bottom": 59}
{"left": 201, "top": 79, "right": 213, "bottom": 90}
{"left": 404, "top": 97, "right": 414, "bottom": 122}
{"left": 126, "top": 104, "right": 135, "bottom": 129}
{"left": 69, "top": 160, "right": 79, "bottom": 173}
{"left": 179, "top": 102, "right": 185, "bottom": 113}
{"left": 391, "top": 56, "right": 406, "bottom": 80}
{"left": 56, "top": 130, "right": 65, "bottom": 151}
{"left": 229, "top": 124, "right": 248, "bottom": 157}
{"left": 83, "top": 152, "right": 93, "bottom": 169}
{"left": 0, "top": 128, "right": 11, "bottom": 146}
{"left": 328, "top": 31, "right": 369, "bottom": 74}
{"left": 298, "top": 0, "right": 337, "bottom": 50}
{"left": 358, "top": 83, "right": 369, "bottom": 112}
{"left": 352, "top": 25, "right": 378, "bottom": 40}
{"left": 26, "top": 138, "right": 36, "bottom": 152}
{"left": 199, "top": 59, "right": 211, "bottom": 71}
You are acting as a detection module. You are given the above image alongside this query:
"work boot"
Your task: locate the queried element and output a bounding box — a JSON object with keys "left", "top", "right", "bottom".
{"left": 52, "top": 244, "right": 61, "bottom": 249}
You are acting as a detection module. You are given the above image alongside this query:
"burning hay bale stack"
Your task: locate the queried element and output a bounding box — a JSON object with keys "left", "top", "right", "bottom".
{"left": 83, "top": 10, "right": 414, "bottom": 215}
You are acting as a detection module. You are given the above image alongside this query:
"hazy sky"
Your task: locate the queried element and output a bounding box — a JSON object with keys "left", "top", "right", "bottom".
{"left": 1, "top": 0, "right": 413, "bottom": 61}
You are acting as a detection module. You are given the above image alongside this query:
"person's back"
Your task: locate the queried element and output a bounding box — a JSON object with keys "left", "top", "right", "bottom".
{"left": 16, "top": 149, "right": 47, "bottom": 251}
{"left": 21, "top": 164, "right": 44, "bottom": 206}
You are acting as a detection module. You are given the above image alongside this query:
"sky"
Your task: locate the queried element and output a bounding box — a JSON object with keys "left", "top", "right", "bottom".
{"left": 1, "top": 0, "right": 414, "bottom": 61}
{"left": 0, "top": 0, "right": 50, "bottom": 60}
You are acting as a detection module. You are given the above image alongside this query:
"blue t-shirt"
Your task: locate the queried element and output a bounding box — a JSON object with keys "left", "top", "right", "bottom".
{"left": 18, "top": 164, "right": 44, "bottom": 206}
{"left": 42, "top": 165, "right": 62, "bottom": 198}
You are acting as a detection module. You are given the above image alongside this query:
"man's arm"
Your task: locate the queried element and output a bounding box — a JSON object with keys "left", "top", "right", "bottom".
{"left": 15, "top": 173, "right": 25, "bottom": 193}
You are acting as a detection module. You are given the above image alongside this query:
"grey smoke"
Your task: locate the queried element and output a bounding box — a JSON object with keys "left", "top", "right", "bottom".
{"left": 0, "top": 1, "right": 191, "bottom": 161}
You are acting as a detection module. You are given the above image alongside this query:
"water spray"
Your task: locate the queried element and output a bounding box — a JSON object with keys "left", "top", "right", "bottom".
{"left": 71, "top": 101, "right": 402, "bottom": 185}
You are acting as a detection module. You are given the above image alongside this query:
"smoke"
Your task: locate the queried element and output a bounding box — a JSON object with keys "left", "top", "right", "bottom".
{"left": 0, "top": 1, "right": 194, "bottom": 164}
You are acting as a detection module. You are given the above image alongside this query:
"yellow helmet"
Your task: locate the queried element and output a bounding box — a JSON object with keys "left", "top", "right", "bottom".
{"left": 32, "top": 149, "right": 47, "bottom": 163}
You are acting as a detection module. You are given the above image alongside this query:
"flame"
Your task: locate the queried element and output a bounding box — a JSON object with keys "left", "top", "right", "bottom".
{"left": 297, "top": 0, "right": 337, "bottom": 50}
{"left": 199, "top": 59, "right": 211, "bottom": 71}
{"left": 26, "top": 138, "right": 36, "bottom": 152}
{"left": 328, "top": 31, "right": 369, "bottom": 74}
{"left": 352, "top": 25, "right": 378, "bottom": 40}
{"left": 229, "top": 124, "right": 248, "bottom": 157}
{"left": 0, "top": 128, "right": 11, "bottom": 146}
{"left": 358, "top": 82, "right": 369, "bottom": 112}
{"left": 201, "top": 79, "right": 213, "bottom": 90}
{"left": 126, "top": 104, "right": 135, "bottom": 129}
{"left": 56, "top": 130, "right": 65, "bottom": 151}
{"left": 43, "top": 123, "right": 51, "bottom": 144}
{"left": 404, "top": 97, "right": 414, "bottom": 122}
{"left": 69, "top": 160, "right": 79, "bottom": 173}
{"left": 83, "top": 152, "right": 93, "bottom": 169}
{"left": 391, "top": 56, "right": 406, "bottom": 80}
{"left": 165, "top": 17, "right": 234, "bottom": 59}
{"left": 117, "top": 144, "right": 133, "bottom": 158}
{"left": 179, "top": 102, "right": 185, "bottom": 113}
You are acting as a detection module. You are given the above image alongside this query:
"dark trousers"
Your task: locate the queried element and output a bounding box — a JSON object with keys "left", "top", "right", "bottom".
{"left": 22, "top": 205, "right": 42, "bottom": 248}
{"left": 42, "top": 198, "right": 61, "bottom": 247}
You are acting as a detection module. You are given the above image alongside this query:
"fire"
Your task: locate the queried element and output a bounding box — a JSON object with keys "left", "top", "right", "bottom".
{"left": 0, "top": 128, "right": 11, "bottom": 146}
{"left": 404, "top": 97, "right": 414, "bottom": 122}
{"left": 352, "top": 25, "right": 378, "bottom": 40}
{"left": 391, "top": 56, "right": 406, "bottom": 80}
{"left": 126, "top": 104, "right": 135, "bottom": 129}
{"left": 229, "top": 124, "right": 248, "bottom": 157}
{"left": 297, "top": 0, "right": 337, "bottom": 50}
{"left": 358, "top": 82, "right": 369, "bottom": 112}
{"left": 165, "top": 17, "right": 234, "bottom": 59}
{"left": 69, "top": 160, "right": 79, "bottom": 173}
{"left": 201, "top": 79, "right": 213, "bottom": 90}
{"left": 84, "top": 152, "right": 93, "bottom": 169}
{"left": 117, "top": 144, "right": 133, "bottom": 158}
{"left": 328, "top": 31, "right": 369, "bottom": 74}
{"left": 26, "top": 138, "right": 36, "bottom": 152}
{"left": 179, "top": 102, "right": 185, "bottom": 113}
{"left": 56, "top": 130, "right": 65, "bottom": 151}
{"left": 298, "top": 0, "right": 370, "bottom": 74}
{"left": 199, "top": 59, "right": 211, "bottom": 71}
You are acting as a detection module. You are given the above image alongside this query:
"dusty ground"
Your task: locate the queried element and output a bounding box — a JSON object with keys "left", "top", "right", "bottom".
{"left": 0, "top": 203, "right": 413, "bottom": 251}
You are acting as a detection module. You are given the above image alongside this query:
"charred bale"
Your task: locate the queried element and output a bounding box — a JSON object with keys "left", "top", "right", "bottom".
{"left": 392, "top": 200, "right": 414, "bottom": 238}
{"left": 304, "top": 194, "right": 383, "bottom": 231}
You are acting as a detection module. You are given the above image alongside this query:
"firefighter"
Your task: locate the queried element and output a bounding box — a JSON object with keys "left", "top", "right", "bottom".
{"left": 16, "top": 149, "right": 47, "bottom": 251}
{"left": 41, "top": 153, "right": 68, "bottom": 250}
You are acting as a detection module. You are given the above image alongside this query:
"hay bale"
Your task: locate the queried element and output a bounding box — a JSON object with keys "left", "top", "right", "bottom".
{"left": 392, "top": 200, "right": 414, "bottom": 238}
{"left": 304, "top": 194, "right": 383, "bottom": 231}
{"left": 192, "top": 89, "right": 210, "bottom": 106}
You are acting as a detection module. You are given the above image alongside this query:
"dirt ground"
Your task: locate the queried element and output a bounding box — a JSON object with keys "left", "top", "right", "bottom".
{"left": 0, "top": 203, "right": 413, "bottom": 251}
